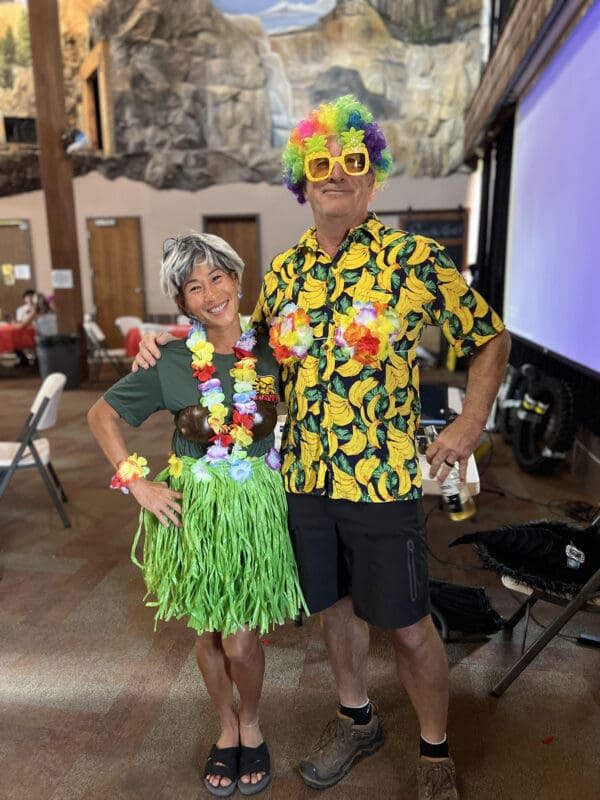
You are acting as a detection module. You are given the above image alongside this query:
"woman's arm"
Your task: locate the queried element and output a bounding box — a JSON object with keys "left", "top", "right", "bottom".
{"left": 87, "top": 397, "right": 183, "bottom": 527}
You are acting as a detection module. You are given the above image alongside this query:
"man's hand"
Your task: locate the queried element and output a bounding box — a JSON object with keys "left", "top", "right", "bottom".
{"left": 427, "top": 330, "right": 510, "bottom": 483}
{"left": 426, "top": 414, "right": 483, "bottom": 485}
{"left": 131, "top": 331, "right": 174, "bottom": 372}
{"left": 128, "top": 478, "right": 183, "bottom": 527}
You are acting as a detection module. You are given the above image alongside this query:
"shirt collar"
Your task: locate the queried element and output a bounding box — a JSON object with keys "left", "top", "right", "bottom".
{"left": 298, "top": 212, "right": 382, "bottom": 254}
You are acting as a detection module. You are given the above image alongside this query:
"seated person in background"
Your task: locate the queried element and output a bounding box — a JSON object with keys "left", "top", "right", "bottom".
{"left": 13, "top": 289, "right": 36, "bottom": 367}
{"left": 15, "top": 288, "right": 37, "bottom": 322}
{"left": 14, "top": 293, "right": 58, "bottom": 339}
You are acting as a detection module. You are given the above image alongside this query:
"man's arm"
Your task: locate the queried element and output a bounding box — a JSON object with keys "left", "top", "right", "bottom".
{"left": 427, "top": 329, "right": 511, "bottom": 482}
{"left": 131, "top": 330, "right": 175, "bottom": 371}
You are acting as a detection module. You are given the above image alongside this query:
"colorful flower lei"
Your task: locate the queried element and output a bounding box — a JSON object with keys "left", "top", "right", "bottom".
{"left": 110, "top": 453, "right": 150, "bottom": 494}
{"left": 334, "top": 301, "right": 402, "bottom": 365}
{"left": 268, "top": 303, "right": 314, "bottom": 365}
{"left": 185, "top": 321, "right": 259, "bottom": 481}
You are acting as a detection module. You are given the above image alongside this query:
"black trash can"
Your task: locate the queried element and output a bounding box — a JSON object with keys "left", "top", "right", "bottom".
{"left": 36, "top": 334, "right": 81, "bottom": 389}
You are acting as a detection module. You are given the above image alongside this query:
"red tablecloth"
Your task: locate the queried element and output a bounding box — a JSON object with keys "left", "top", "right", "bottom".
{"left": 124, "top": 324, "right": 190, "bottom": 357}
{"left": 0, "top": 325, "right": 36, "bottom": 353}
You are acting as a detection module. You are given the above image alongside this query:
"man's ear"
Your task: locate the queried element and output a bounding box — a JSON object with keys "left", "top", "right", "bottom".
{"left": 368, "top": 172, "right": 376, "bottom": 202}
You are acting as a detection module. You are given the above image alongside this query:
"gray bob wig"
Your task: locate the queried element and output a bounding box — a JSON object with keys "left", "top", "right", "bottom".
{"left": 160, "top": 231, "right": 245, "bottom": 299}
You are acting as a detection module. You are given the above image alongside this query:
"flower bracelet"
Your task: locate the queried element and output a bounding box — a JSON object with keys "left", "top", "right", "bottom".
{"left": 110, "top": 453, "right": 150, "bottom": 494}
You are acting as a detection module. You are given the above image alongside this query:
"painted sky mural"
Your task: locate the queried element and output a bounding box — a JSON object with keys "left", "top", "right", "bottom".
{"left": 211, "top": 0, "right": 336, "bottom": 34}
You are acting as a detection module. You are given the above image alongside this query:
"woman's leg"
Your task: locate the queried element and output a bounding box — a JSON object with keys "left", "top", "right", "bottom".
{"left": 195, "top": 631, "right": 239, "bottom": 790}
{"left": 221, "top": 628, "right": 267, "bottom": 787}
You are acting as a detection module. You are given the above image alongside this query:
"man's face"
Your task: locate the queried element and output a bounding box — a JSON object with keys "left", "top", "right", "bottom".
{"left": 303, "top": 137, "right": 374, "bottom": 227}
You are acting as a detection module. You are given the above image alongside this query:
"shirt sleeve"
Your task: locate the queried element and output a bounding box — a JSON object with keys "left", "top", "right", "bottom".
{"left": 103, "top": 366, "right": 165, "bottom": 428}
{"left": 422, "top": 243, "right": 505, "bottom": 357}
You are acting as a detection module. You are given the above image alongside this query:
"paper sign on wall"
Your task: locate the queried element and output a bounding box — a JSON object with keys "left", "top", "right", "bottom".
{"left": 1, "top": 263, "right": 15, "bottom": 286}
{"left": 51, "top": 269, "right": 74, "bottom": 289}
{"left": 14, "top": 264, "right": 32, "bottom": 280}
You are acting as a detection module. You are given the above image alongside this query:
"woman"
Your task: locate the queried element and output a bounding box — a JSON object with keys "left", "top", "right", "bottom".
{"left": 88, "top": 232, "right": 305, "bottom": 797}
{"left": 14, "top": 292, "right": 58, "bottom": 337}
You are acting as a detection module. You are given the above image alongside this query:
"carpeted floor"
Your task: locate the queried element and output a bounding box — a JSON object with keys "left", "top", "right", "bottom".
{"left": 0, "top": 372, "right": 599, "bottom": 800}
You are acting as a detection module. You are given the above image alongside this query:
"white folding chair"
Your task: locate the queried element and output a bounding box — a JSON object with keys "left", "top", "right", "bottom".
{"left": 114, "top": 315, "right": 143, "bottom": 339}
{"left": 139, "top": 322, "right": 170, "bottom": 334}
{"left": 83, "top": 320, "right": 128, "bottom": 380}
{"left": 0, "top": 372, "right": 70, "bottom": 527}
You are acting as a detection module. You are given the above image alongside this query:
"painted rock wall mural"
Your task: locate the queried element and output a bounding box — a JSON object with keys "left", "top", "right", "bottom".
{"left": 0, "top": 0, "right": 484, "bottom": 195}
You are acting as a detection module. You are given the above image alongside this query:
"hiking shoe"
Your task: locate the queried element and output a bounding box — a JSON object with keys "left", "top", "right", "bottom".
{"left": 417, "top": 757, "right": 459, "bottom": 800}
{"left": 298, "top": 707, "right": 383, "bottom": 788}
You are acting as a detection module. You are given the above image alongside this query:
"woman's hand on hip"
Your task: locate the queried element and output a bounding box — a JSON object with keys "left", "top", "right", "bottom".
{"left": 128, "top": 478, "right": 183, "bottom": 527}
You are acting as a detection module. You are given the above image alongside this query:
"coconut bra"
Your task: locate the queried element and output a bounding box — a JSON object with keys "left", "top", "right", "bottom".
{"left": 175, "top": 400, "right": 277, "bottom": 444}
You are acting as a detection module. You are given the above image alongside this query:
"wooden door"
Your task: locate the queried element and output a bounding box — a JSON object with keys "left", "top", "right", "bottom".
{"left": 0, "top": 220, "right": 35, "bottom": 321}
{"left": 87, "top": 217, "right": 145, "bottom": 346}
{"left": 204, "top": 216, "right": 260, "bottom": 316}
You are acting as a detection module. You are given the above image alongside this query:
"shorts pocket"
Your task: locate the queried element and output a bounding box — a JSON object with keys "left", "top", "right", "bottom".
{"left": 407, "top": 539, "right": 417, "bottom": 602}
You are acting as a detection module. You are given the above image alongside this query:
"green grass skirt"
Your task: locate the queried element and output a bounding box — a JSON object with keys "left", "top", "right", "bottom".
{"left": 131, "top": 455, "right": 307, "bottom": 636}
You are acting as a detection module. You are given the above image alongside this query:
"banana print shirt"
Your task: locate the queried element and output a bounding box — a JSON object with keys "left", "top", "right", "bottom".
{"left": 252, "top": 213, "right": 505, "bottom": 503}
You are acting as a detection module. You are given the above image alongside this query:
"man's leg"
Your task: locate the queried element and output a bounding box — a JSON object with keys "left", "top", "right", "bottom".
{"left": 392, "top": 615, "right": 459, "bottom": 800}
{"left": 299, "top": 597, "right": 383, "bottom": 789}
{"left": 320, "top": 595, "right": 369, "bottom": 706}
{"left": 391, "top": 614, "right": 448, "bottom": 741}
{"left": 286, "top": 494, "right": 383, "bottom": 789}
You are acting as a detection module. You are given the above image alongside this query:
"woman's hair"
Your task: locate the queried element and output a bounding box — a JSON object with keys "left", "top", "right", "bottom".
{"left": 34, "top": 293, "right": 53, "bottom": 314}
{"left": 160, "top": 231, "right": 245, "bottom": 300}
{"left": 282, "top": 94, "right": 393, "bottom": 204}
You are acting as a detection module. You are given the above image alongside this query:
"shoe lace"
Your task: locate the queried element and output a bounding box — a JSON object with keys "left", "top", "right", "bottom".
{"left": 312, "top": 718, "right": 346, "bottom": 752}
{"left": 421, "top": 761, "right": 456, "bottom": 798}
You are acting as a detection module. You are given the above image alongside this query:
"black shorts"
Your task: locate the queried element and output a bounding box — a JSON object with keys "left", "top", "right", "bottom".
{"left": 286, "top": 493, "right": 430, "bottom": 630}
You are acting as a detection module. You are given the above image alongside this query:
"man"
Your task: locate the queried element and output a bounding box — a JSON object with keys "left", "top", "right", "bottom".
{"left": 135, "top": 95, "right": 510, "bottom": 800}
{"left": 15, "top": 288, "right": 37, "bottom": 322}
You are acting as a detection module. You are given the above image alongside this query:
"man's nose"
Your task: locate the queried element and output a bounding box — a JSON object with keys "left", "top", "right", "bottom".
{"left": 329, "top": 159, "right": 345, "bottom": 180}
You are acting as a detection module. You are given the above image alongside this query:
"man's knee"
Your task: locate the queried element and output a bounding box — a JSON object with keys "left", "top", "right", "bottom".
{"left": 391, "top": 614, "right": 438, "bottom": 653}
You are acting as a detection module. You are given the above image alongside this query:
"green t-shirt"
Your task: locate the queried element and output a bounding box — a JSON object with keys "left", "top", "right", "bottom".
{"left": 103, "top": 335, "right": 280, "bottom": 459}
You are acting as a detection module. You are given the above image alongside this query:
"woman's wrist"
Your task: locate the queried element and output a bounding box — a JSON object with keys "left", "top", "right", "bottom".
{"left": 110, "top": 453, "right": 150, "bottom": 494}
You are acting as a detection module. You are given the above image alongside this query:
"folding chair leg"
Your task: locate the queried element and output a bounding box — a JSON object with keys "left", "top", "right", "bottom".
{"left": 30, "top": 447, "right": 71, "bottom": 528}
{"left": 47, "top": 460, "right": 68, "bottom": 502}
{"left": 492, "top": 570, "right": 600, "bottom": 697}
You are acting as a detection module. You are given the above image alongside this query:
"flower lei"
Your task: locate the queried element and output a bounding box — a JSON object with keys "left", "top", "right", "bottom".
{"left": 334, "top": 301, "right": 401, "bottom": 365}
{"left": 110, "top": 453, "right": 150, "bottom": 494}
{"left": 269, "top": 302, "right": 314, "bottom": 365}
{"left": 183, "top": 321, "right": 259, "bottom": 481}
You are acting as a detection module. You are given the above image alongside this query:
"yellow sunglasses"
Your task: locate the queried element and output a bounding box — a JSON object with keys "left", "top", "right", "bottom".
{"left": 304, "top": 145, "right": 370, "bottom": 182}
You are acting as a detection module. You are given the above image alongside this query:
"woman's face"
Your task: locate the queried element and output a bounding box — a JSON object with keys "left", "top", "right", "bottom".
{"left": 179, "top": 261, "right": 240, "bottom": 333}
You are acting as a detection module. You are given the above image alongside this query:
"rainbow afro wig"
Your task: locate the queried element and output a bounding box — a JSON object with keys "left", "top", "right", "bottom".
{"left": 282, "top": 94, "right": 393, "bottom": 204}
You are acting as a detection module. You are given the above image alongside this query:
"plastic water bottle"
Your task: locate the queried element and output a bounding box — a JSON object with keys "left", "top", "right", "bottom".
{"left": 424, "top": 425, "right": 476, "bottom": 521}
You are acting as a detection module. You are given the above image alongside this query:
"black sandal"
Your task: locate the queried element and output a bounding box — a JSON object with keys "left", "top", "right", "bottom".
{"left": 237, "top": 741, "right": 271, "bottom": 796}
{"left": 203, "top": 744, "right": 239, "bottom": 797}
